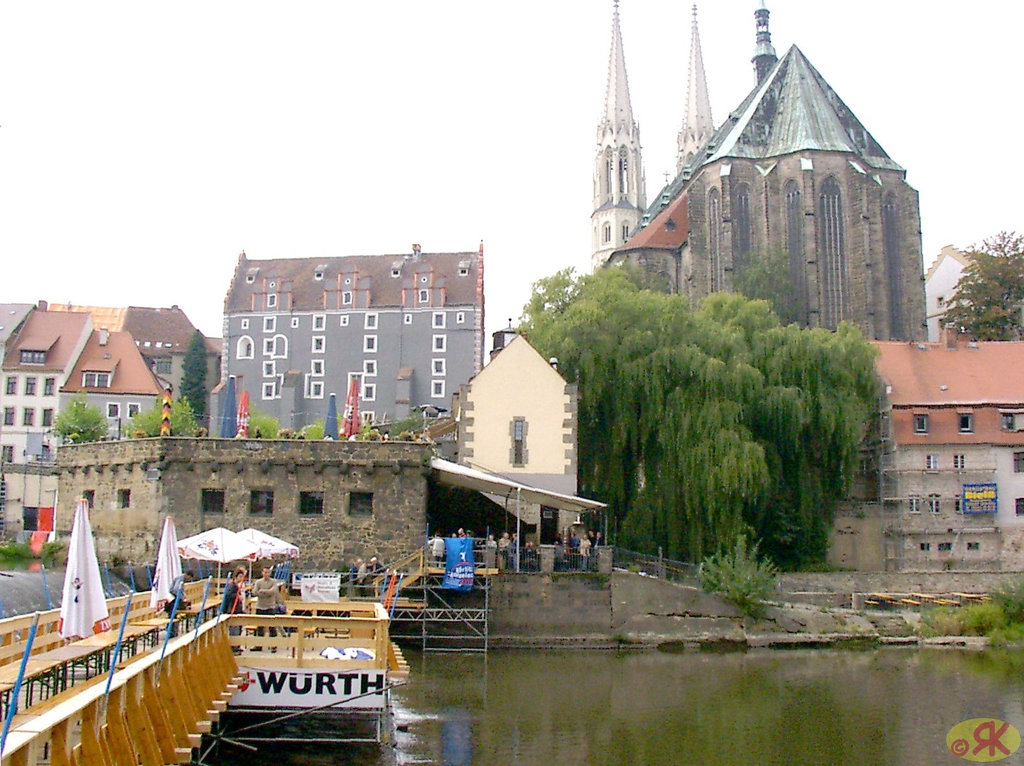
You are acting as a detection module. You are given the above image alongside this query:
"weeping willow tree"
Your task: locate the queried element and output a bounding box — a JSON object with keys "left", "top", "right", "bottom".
{"left": 520, "top": 267, "right": 879, "bottom": 568}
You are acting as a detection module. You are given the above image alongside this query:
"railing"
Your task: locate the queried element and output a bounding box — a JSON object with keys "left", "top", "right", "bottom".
{"left": 613, "top": 547, "right": 700, "bottom": 585}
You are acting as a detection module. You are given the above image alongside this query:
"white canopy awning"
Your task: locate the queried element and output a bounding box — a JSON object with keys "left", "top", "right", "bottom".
{"left": 430, "top": 458, "right": 606, "bottom": 513}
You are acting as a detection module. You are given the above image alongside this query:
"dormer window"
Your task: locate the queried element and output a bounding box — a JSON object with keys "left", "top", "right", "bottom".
{"left": 314, "top": 266, "right": 325, "bottom": 281}
{"left": 458, "top": 260, "right": 470, "bottom": 277}
{"left": 83, "top": 371, "right": 111, "bottom": 388}
{"left": 19, "top": 350, "right": 45, "bottom": 365}
{"left": 245, "top": 268, "right": 259, "bottom": 284}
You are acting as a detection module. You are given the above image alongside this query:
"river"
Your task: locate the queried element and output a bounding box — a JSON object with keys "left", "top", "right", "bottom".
{"left": 205, "top": 647, "right": 1024, "bottom": 766}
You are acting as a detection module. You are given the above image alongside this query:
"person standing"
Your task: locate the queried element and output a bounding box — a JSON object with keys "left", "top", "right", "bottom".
{"left": 580, "top": 532, "right": 592, "bottom": 569}
{"left": 252, "top": 567, "right": 280, "bottom": 648}
{"left": 222, "top": 570, "right": 246, "bottom": 640}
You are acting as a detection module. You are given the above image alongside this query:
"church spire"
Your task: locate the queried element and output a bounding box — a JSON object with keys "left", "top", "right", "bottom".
{"left": 592, "top": 0, "right": 646, "bottom": 271}
{"left": 677, "top": 5, "right": 714, "bottom": 173}
{"left": 603, "top": 0, "right": 634, "bottom": 129}
{"left": 751, "top": 1, "right": 778, "bottom": 84}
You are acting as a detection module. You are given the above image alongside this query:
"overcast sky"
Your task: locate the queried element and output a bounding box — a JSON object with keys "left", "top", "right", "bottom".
{"left": 1, "top": 1, "right": 1020, "bottom": 342}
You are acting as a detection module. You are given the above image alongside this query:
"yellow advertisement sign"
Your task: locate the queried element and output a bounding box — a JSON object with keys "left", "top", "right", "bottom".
{"left": 947, "top": 718, "right": 1021, "bottom": 762}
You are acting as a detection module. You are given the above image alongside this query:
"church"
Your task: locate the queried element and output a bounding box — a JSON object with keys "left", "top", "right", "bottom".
{"left": 593, "top": 3, "right": 926, "bottom": 341}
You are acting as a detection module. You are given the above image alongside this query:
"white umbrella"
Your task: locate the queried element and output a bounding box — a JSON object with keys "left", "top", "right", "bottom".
{"left": 150, "top": 515, "right": 183, "bottom": 610}
{"left": 177, "top": 527, "right": 259, "bottom": 564}
{"left": 59, "top": 499, "right": 111, "bottom": 639}
{"left": 237, "top": 528, "right": 300, "bottom": 559}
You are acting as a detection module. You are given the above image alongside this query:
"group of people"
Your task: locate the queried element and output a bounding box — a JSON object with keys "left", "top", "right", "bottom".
{"left": 221, "top": 566, "right": 287, "bottom": 646}
{"left": 347, "top": 556, "right": 385, "bottom": 596}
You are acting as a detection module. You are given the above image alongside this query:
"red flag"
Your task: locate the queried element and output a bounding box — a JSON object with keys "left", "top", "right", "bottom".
{"left": 237, "top": 390, "right": 250, "bottom": 438}
{"left": 341, "top": 376, "right": 361, "bottom": 438}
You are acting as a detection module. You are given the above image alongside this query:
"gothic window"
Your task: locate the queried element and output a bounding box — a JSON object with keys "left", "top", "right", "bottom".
{"left": 708, "top": 189, "right": 723, "bottom": 291}
{"left": 785, "top": 180, "right": 805, "bottom": 315}
{"left": 604, "top": 149, "right": 613, "bottom": 198}
{"left": 603, "top": 223, "right": 612, "bottom": 244}
{"left": 731, "top": 184, "right": 752, "bottom": 278}
{"left": 619, "top": 150, "right": 629, "bottom": 196}
{"left": 818, "top": 177, "right": 846, "bottom": 328}
{"left": 622, "top": 223, "right": 630, "bottom": 242}
{"left": 883, "top": 192, "right": 902, "bottom": 338}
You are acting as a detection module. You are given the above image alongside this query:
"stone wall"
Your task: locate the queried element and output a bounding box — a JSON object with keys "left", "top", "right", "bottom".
{"left": 57, "top": 437, "right": 434, "bottom": 568}
{"left": 779, "top": 570, "right": 1022, "bottom": 603}
{"left": 489, "top": 573, "right": 612, "bottom": 637}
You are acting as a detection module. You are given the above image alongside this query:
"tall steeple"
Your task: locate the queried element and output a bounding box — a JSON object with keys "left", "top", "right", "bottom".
{"left": 676, "top": 5, "right": 714, "bottom": 173}
{"left": 751, "top": 1, "right": 778, "bottom": 84}
{"left": 592, "top": 0, "right": 646, "bottom": 271}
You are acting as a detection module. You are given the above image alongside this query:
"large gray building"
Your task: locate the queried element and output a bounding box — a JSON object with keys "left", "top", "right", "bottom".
{"left": 222, "top": 246, "right": 484, "bottom": 431}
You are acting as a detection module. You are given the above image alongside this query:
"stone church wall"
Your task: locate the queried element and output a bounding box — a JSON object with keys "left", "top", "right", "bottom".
{"left": 57, "top": 438, "right": 433, "bottom": 568}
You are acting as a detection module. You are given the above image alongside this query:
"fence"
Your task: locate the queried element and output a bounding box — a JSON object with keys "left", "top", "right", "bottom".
{"left": 613, "top": 547, "right": 700, "bottom": 585}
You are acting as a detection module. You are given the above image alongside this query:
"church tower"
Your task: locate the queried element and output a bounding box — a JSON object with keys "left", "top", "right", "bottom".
{"left": 676, "top": 5, "right": 714, "bottom": 173}
{"left": 592, "top": 1, "right": 646, "bottom": 271}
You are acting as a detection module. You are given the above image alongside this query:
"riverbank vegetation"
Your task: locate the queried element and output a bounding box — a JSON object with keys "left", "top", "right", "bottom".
{"left": 520, "top": 267, "right": 879, "bottom": 569}
{"left": 920, "top": 579, "right": 1024, "bottom": 646}
{"left": 698, "top": 536, "right": 778, "bottom": 618}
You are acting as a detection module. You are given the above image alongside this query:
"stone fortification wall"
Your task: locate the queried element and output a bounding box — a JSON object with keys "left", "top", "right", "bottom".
{"left": 57, "top": 438, "right": 433, "bottom": 567}
{"left": 489, "top": 573, "right": 612, "bottom": 639}
{"left": 779, "top": 571, "right": 1023, "bottom": 606}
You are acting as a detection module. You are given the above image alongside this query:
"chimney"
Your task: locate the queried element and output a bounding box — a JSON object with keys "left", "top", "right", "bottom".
{"left": 37, "top": 300, "right": 48, "bottom": 311}
{"left": 944, "top": 326, "right": 959, "bottom": 350}
{"left": 99, "top": 326, "right": 110, "bottom": 346}
{"left": 411, "top": 244, "right": 422, "bottom": 257}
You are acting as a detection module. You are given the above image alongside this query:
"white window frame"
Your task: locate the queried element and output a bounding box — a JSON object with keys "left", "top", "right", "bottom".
{"left": 266, "top": 293, "right": 278, "bottom": 309}
{"left": 263, "top": 338, "right": 275, "bottom": 356}
{"left": 309, "top": 380, "right": 324, "bottom": 399}
{"left": 432, "top": 312, "right": 445, "bottom": 328}
{"left": 404, "top": 314, "right": 413, "bottom": 325}
{"left": 926, "top": 454, "right": 939, "bottom": 470}
{"left": 263, "top": 361, "right": 276, "bottom": 378}
{"left": 418, "top": 289, "right": 429, "bottom": 304}
{"left": 236, "top": 336, "right": 255, "bottom": 359}
{"left": 106, "top": 402, "right": 120, "bottom": 419}
{"left": 432, "top": 334, "right": 447, "bottom": 352}
{"left": 263, "top": 316, "right": 276, "bottom": 333}
{"left": 432, "top": 358, "right": 446, "bottom": 376}
{"left": 928, "top": 494, "right": 941, "bottom": 514}
{"left": 127, "top": 402, "right": 141, "bottom": 417}
{"left": 313, "top": 314, "right": 326, "bottom": 331}
{"left": 262, "top": 382, "right": 276, "bottom": 400}
{"left": 361, "top": 411, "right": 375, "bottom": 424}
{"left": 363, "top": 360, "right": 377, "bottom": 377}
{"left": 340, "top": 315, "right": 349, "bottom": 327}
{"left": 908, "top": 495, "right": 921, "bottom": 514}
{"left": 363, "top": 335, "right": 377, "bottom": 353}
{"left": 240, "top": 318, "right": 250, "bottom": 330}
{"left": 431, "top": 380, "right": 445, "bottom": 398}
{"left": 953, "top": 454, "right": 965, "bottom": 470}
{"left": 291, "top": 317, "right": 300, "bottom": 328}
{"left": 362, "top": 382, "right": 376, "bottom": 401}
{"left": 342, "top": 291, "right": 352, "bottom": 305}
{"left": 312, "top": 336, "right": 325, "bottom": 354}
{"left": 456, "top": 311, "right": 465, "bottom": 324}
{"left": 311, "top": 359, "right": 324, "bottom": 377}
{"left": 364, "top": 312, "right": 378, "bottom": 329}
{"left": 271, "top": 335, "right": 288, "bottom": 359}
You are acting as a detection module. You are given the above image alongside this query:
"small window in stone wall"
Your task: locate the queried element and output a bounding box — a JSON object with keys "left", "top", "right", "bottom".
{"left": 349, "top": 491, "right": 373, "bottom": 516}
{"left": 117, "top": 489, "right": 131, "bottom": 509}
{"left": 202, "top": 489, "right": 225, "bottom": 514}
{"left": 83, "top": 490, "right": 95, "bottom": 509}
{"left": 250, "top": 490, "right": 274, "bottom": 515}
{"left": 299, "top": 491, "right": 324, "bottom": 515}
{"left": 967, "top": 541, "right": 980, "bottom": 551}
{"left": 938, "top": 542, "right": 953, "bottom": 552}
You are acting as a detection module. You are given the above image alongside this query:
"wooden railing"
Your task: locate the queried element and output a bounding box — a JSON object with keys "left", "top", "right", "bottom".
{"left": 1, "top": 618, "right": 239, "bottom": 766}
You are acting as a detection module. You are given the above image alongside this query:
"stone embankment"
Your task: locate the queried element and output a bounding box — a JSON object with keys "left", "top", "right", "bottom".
{"left": 488, "top": 571, "right": 996, "bottom": 650}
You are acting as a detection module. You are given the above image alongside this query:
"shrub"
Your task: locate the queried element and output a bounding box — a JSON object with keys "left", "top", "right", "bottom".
{"left": 992, "top": 578, "right": 1024, "bottom": 624}
{"left": 921, "top": 607, "right": 964, "bottom": 637}
{"left": 698, "top": 536, "right": 778, "bottom": 618}
{"left": 0, "top": 541, "right": 33, "bottom": 564}
{"left": 959, "top": 601, "right": 1008, "bottom": 636}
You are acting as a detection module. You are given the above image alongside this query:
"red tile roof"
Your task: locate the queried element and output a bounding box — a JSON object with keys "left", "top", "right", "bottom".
{"left": 61, "top": 330, "right": 164, "bottom": 395}
{"left": 874, "top": 340, "right": 1024, "bottom": 407}
{"left": 618, "top": 192, "right": 689, "bottom": 252}
{"left": 3, "top": 310, "right": 92, "bottom": 372}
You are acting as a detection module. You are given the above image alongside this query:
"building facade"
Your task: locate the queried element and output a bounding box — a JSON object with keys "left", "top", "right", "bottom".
{"left": 924, "top": 246, "right": 971, "bottom": 342}
{"left": 454, "top": 333, "right": 580, "bottom": 542}
{"left": 874, "top": 339, "right": 1024, "bottom": 571}
{"left": 222, "top": 246, "right": 484, "bottom": 431}
{"left": 605, "top": 5, "right": 926, "bottom": 341}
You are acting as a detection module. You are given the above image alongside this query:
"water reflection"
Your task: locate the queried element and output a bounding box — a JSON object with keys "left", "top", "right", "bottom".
{"left": 206, "top": 647, "right": 1024, "bottom": 766}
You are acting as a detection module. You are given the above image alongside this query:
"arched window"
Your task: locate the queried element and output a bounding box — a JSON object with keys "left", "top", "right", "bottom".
{"left": 882, "top": 192, "right": 902, "bottom": 338}
{"left": 708, "top": 189, "right": 723, "bottom": 291}
{"left": 271, "top": 334, "right": 288, "bottom": 359}
{"left": 603, "top": 223, "right": 612, "bottom": 244}
{"left": 605, "top": 149, "right": 614, "bottom": 198}
{"left": 236, "top": 335, "right": 254, "bottom": 360}
{"left": 622, "top": 223, "right": 630, "bottom": 242}
{"left": 731, "top": 183, "right": 752, "bottom": 278}
{"left": 785, "top": 180, "right": 805, "bottom": 317}
{"left": 619, "top": 150, "right": 629, "bottom": 196}
{"left": 818, "top": 177, "right": 846, "bottom": 328}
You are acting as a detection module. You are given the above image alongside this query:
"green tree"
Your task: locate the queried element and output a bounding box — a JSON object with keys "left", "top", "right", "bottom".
{"left": 519, "top": 267, "right": 879, "bottom": 568}
{"left": 52, "top": 394, "right": 108, "bottom": 443}
{"left": 129, "top": 397, "right": 198, "bottom": 437}
{"left": 944, "top": 231, "right": 1024, "bottom": 340}
{"left": 733, "top": 247, "right": 804, "bottom": 326}
{"left": 248, "top": 407, "right": 279, "bottom": 438}
{"left": 180, "top": 330, "right": 209, "bottom": 426}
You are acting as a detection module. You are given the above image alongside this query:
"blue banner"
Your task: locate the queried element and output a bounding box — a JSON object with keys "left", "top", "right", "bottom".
{"left": 442, "top": 538, "right": 474, "bottom": 590}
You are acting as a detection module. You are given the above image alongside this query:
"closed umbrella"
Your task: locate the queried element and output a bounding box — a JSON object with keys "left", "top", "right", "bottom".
{"left": 237, "top": 389, "right": 250, "bottom": 438}
{"left": 219, "top": 375, "right": 237, "bottom": 438}
{"left": 341, "top": 376, "right": 360, "bottom": 439}
{"left": 150, "top": 515, "right": 183, "bottom": 610}
{"left": 324, "top": 393, "right": 338, "bottom": 440}
{"left": 59, "top": 499, "right": 111, "bottom": 639}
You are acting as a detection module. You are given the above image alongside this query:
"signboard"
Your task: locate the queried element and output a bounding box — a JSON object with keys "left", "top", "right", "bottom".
{"left": 442, "top": 537, "right": 474, "bottom": 590}
{"left": 297, "top": 572, "right": 341, "bottom": 602}
{"left": 232, "top": 667, "right": 387, "bottom": 709}
{"left": 962, "top": 483, "right": 998, "bottom": 514}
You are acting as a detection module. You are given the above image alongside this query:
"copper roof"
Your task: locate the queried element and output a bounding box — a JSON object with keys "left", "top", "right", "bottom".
{"left": 874, "top": 341, "right": 1024, "bottom": 407}
{"left": 224, "top": 251, "right": 481, "bottom": 314}
{"left": 61, "top": 329, "right": 164, "bottom": 396}
{"left": 3, "top": 310, "right": 91, "bottom": 372}
{"left": 48, "top": 304, "right": 126, "bottom": 331}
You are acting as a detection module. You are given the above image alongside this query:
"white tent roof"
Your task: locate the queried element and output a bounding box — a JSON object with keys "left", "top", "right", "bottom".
{"left": 237, "top": 528, "right": 299, "bottom": 559}
{"left": 177, "top": 527, "right": 259, "bottom": 563}
{"left": 430, "top": 458, "right": 606, "bottom": 513}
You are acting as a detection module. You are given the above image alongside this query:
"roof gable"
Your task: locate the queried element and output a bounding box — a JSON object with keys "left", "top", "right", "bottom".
{"left": 62, "top": 330, "right": 163, "bottom": 395}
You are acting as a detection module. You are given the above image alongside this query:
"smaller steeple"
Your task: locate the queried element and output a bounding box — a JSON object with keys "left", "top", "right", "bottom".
{"left": 603, "top": 0, "right": 634, "bottom": 130}
{"left": 751, "top": 1, "right": 777, "bottom": 84}
{"left": 677, "top": 5, "right": 714, "bottom": 173}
